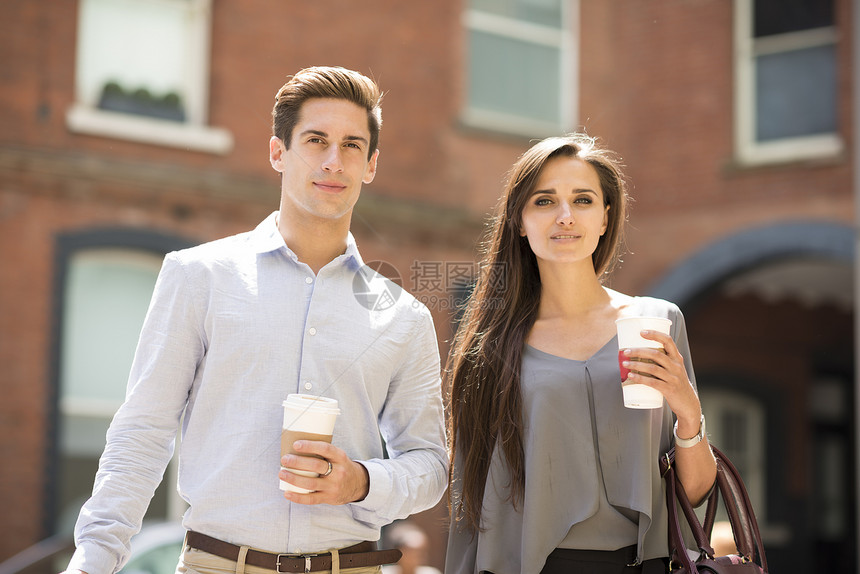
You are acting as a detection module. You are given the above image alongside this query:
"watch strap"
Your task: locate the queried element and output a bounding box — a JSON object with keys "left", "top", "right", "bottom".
{"left": 674, "top": 414, "right": 705, "bottom": 448}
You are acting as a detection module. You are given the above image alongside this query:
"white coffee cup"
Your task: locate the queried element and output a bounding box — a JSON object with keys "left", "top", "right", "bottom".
{"left": 280, "top": 394, "right": 340, "bottom": 493}
{"left": 615, "top": 316, "right": 672, "bottom": 409}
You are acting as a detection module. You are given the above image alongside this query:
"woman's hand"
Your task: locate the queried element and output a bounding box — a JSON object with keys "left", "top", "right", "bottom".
{"left": 621, "top": 329, "right": 716, "bottom": 504}
{"left": 621, "top": 329, "right": 700, "bottom": 428}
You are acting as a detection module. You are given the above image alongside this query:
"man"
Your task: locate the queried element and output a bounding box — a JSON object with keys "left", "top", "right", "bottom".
{"left": 65, "top": 66, "right": 448, "bottom": 574}
{"left": 381, "top": 521, "right": 442, "bottom": 574}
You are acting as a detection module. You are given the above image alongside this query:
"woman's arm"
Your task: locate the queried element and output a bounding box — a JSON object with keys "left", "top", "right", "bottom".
{"left": 621, "top": 329, "right": 717, "bottom": 504}
{"left": 672, "top": 411, "right": 717, "bottom": 505}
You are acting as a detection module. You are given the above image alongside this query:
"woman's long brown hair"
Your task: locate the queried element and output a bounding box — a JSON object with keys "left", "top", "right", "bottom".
{"left": 446, "top": 134, "right": 629, "bottom": 533}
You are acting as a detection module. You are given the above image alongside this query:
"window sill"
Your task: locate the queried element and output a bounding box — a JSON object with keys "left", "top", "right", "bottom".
{"left": 66, "top": 104, "right": 234, "bottom": 155}
{"left": 460, "top": 107, "right": 567, "bottom": 140}
{"left": 734, "top": 133, "right": 843, "bottom": 168}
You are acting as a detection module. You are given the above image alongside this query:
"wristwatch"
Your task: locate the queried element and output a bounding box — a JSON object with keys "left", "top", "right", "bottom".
{"left": 673, "top": 414, "right": 706, "bottom": 448}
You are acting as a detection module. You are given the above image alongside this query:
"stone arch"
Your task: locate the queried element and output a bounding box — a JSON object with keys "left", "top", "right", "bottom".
{"left": 648, "top": 221, "right": 854, "bottom": 306}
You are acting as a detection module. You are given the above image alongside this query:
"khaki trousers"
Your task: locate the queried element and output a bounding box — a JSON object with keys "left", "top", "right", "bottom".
{"left": 177, "top": 546, "right": 382, "bottom": 574}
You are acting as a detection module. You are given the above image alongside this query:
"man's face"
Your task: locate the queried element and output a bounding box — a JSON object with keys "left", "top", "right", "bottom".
{"left": 270, "top": 98, "right": 378, "bottom": 224}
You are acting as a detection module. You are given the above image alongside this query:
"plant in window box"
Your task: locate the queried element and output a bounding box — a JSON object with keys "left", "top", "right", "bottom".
{"left": 156, "top": 92, "right": 186, "bottom": 122}
{"left": 97, "top": 82, "right": 186, "bottom": 123}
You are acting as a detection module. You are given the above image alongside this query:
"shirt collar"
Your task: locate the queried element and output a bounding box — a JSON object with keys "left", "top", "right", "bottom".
{"left": 250, "top": 212, "right": 287, "bottom": 254}
{"left": 251, "top": 211, "right": 362, "bottom": 270}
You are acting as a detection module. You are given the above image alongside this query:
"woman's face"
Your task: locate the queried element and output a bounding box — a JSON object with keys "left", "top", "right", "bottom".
{"left": 519, "top": 156, "right": 609, "bottom": 269}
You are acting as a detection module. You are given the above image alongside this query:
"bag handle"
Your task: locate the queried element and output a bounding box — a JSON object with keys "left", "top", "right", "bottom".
{"left": 661, "top": 446, "right": 769, "bottom": 572}
{"left": 711, "top": 446, "right": 768, "bottom": 570}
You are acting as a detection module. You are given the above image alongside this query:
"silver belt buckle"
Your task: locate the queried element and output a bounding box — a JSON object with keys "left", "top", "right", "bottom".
{"left": 276, "top": 552, "right": 319, "bottom": 573}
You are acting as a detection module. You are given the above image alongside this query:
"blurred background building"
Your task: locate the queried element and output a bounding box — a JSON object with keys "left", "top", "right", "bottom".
{"left": 0, "top": 0, "right": 854, "bottom": 572}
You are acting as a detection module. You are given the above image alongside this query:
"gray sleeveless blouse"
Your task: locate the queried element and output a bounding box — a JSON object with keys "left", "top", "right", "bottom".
{"left": 446, "top": 297, "right": 697, "bottom": 574}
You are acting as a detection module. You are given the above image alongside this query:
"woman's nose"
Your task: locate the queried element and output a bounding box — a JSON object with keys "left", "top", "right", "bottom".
{"left": 556, "top": 203, "right": 574, "bottom": 225}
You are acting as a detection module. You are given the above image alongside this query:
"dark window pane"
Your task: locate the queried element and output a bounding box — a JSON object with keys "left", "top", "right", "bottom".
{"left": 754, "top": 0, "right": 833, "bottom": 38}
{"left": 756, "top": 44, "right": 837, "bottom": 141}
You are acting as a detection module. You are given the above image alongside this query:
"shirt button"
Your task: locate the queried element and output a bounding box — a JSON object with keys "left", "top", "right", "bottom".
{"left": 308, "top": 327, "right": 317, "bottom": 336}
{"left": 303, "top": 382, "right": 312, "bottom": 390}
{"left": 305, "top": 276, "right": 313, "bottom": 284}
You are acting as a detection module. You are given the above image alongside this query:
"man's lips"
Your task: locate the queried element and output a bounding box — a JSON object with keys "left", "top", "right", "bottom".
{"left": 313, "top": 181, "right": 347, "bottom": 193}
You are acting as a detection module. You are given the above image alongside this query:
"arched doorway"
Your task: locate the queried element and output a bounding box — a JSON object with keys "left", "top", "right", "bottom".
{"left": 649, "top": 221, "right": 855, "bottom": 573}
{"left": 47, "top": 228, "right": 195, "bottom": 539}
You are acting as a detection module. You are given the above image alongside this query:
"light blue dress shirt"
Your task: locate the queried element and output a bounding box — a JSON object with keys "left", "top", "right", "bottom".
{"left": 68, "top": 213, "right": 448, "bottom": 574}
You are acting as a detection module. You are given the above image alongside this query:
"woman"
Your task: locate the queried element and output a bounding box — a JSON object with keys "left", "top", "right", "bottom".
{"left": 445, "top": 134, "right": 716, "bottom": 574}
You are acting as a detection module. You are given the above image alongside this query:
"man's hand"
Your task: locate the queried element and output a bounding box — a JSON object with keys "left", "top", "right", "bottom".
{"left": 279, "top": 440, "right": 369, "bottom": 505}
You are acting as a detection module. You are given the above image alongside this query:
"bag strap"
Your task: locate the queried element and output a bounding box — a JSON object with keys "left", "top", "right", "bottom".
{"left": 662, "top": 454, "right": 697, "bottom": 571}
{"left": 661, "top": 446, "right": 769, "bottom": 572}
{"left": 661, "top": 450, "right": 711, "bottom": 571}
{"left": 711, "top": 446, "right": 769, "bottom": 572}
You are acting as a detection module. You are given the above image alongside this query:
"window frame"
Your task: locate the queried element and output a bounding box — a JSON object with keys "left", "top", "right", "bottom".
{"left": 700, "top": 386, "right": 791, "bottom": 545}
{"left": 461, "top": 0, "right": 577, "bottom": 138}
{"left": 700, "top": 388, "right": 766, "bottom": 518}
{"left": 66, "top": 0, "right": 232, "bottom": 154}
{"left": 733, "top": 0, "right": 841, "bottom": 165}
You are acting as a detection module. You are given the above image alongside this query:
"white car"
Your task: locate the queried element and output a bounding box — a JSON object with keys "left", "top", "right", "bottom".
{"left": 119, "top": 522, "right": 186, "bottom": 574}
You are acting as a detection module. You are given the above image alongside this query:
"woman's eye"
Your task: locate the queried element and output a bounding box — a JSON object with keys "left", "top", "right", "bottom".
{"left": 535, "top": 197, "right": 552, "bottom": 206}
{"left": 574, "top": 196, "right": 593, "bottom": 204}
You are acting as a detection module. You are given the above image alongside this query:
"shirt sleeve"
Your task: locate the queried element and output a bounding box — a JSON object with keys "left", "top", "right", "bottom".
{"left": 670, "top": 303, "right": 697, "bottom": 392}
{"left": 348, "top": 306, "right": 448, "bottom": 527}
{"left": 67, "top": 252, "right": 205, "bottom": 574}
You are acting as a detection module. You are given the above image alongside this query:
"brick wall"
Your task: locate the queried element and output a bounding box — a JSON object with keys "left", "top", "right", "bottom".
{"left": 0, "top": 0, "right": 854, "bottom": 568}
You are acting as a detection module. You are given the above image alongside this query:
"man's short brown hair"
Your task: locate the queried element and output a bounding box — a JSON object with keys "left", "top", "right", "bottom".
{"left": 272, "top": 66, "right": 383, "bottom": 159}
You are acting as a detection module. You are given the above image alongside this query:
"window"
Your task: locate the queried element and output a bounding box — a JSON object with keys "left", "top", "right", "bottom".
{"left": 55, "top": 249, "right": 184, "bottom": 534}
{"left": 810, "top": 377, "right": 852, "bottom": 542}
{"left": 700, "top": 389, "right": 766, "bottom": 519}
{"left": 463, "top": 0, "right": 574, "bottom": 137}
{"left": 734, "top": 0, "right": 840, "bottom": 164}
{"left": 700, "top": 387, "right": 791, "bottom": 545}
{"left": 66, "top": 0, "right": 232, "bottom": 154}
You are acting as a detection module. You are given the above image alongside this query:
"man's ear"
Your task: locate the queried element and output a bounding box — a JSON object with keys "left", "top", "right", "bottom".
{"left": 362, "top": 149, "right": 379, "bottom": 184}
{"left": 269, "top": 136, "right": 286, "bottom": 173}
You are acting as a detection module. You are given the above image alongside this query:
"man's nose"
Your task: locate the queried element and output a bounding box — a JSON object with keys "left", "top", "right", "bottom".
{"left": 321, "top": 146, "right": 344, "bottom": 172}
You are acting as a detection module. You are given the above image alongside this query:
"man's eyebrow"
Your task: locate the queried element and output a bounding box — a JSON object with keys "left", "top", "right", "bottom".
{"left": 343, "top": 134, "right": 369, "bottom": 144}
{"left": 299, "top": 129, "right": 368, "bottom": 144}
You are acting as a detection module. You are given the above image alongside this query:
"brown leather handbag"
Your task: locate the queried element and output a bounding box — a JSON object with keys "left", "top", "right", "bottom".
{"left": 660, "top": 446, "right": 769, "bottom": 573}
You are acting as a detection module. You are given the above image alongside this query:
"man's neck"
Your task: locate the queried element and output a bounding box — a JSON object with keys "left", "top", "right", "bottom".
{"left": 276, "top": 211, "right": 351, "bottom": 274}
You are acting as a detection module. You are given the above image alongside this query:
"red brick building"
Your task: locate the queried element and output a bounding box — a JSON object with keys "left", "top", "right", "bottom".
{"left": 0, "top": 1, "right": 854, "bottom": 572}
